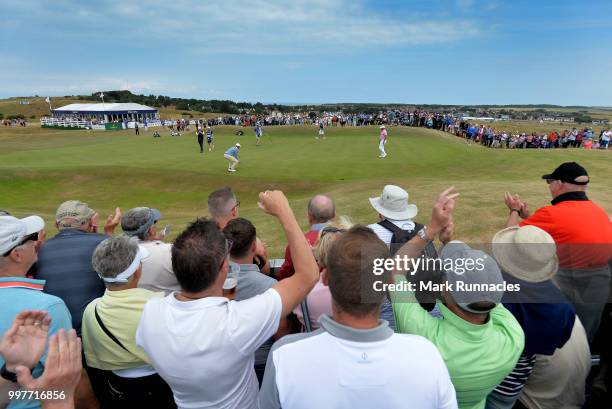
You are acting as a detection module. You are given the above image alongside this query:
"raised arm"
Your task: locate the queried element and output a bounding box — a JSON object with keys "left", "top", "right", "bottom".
{"left": 258, "top": 191, "right": 319, "bottom": 317}
{"left": 393, "top": 186, "right": 459, "bottom": 274}
{"left": 390, "top": 187, "right": 458, "bottom": 336}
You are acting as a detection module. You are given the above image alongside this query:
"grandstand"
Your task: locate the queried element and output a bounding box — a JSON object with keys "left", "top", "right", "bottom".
{"left": 42, "top": 102, "right": 160, "bottom": 129}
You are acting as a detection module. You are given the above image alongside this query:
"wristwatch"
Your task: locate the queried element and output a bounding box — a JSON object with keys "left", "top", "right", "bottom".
{"left": 417, "top": 226, "right": 432, "bottom": 243}
{"left": 1, "top": 363, "right": 18, "bottom": 383}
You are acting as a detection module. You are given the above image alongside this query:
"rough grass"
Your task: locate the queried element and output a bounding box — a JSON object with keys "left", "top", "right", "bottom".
{"left": 1, "top": 124, "right": 610, "bottom": 256}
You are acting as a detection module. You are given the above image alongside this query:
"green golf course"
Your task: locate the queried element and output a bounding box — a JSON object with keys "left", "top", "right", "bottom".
{"left": 1, "top": 124, "right": 610, "bottom": 256}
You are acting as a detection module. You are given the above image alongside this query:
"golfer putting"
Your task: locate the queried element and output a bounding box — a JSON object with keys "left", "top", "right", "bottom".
{"left": 224, "top": 143, "right": 241, "bottom": 172}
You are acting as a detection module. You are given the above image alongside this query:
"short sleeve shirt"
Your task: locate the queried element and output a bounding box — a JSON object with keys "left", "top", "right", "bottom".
{"left": 136, "top": 288, "right": 282, "bottom": 409}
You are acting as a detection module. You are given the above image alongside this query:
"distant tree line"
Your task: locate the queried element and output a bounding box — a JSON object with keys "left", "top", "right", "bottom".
{"left": 77, "top": 91, "right": 320, "bottom": 115}
{"left": 74, "top": 91, "right": 465, "bottom": 115}
{"left": 73, "top": 91, "right": 608, "bottom": 119}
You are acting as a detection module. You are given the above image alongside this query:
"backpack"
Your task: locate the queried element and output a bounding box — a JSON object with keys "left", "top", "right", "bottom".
{"left": 377, "top": 220, "right": 441, "bottom": 310}
{"left": 377, "top": 220, "right": 428, "bottom": 254}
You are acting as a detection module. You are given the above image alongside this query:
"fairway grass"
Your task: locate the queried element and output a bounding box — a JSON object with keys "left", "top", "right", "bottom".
{"left": 1, "top": 125, "right": 610, "bottom": 256}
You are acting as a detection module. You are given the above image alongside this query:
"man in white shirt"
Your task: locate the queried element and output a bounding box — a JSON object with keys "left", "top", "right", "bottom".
{"left": 136, "top": 191, "right": 319, "bottom": 409}
{"left": 367, "top": 184, "right": 419, "bottom": 247}
{"left": 259, "top": 226, "right": 457, "bottom": 409}
{"left": 367, "top": 185, "right": 441, "bottom": 324}
{"left": 600, "top": 129, "right": 610, "bottom": 149}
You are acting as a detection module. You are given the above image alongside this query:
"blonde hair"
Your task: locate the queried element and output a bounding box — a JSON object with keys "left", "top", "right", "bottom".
{"left": 313, "top": 216, "right": 354, "bottom": 268}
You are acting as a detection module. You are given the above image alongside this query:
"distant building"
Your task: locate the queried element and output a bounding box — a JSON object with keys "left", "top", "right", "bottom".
{"left": 460, "top": 116, "right": 496, "bottom": 121}
{"left": 41, "top": 102, "right": 160, "bottom": 129}
{"left": 51, "top": 103, "right": 159, "bottom": 123}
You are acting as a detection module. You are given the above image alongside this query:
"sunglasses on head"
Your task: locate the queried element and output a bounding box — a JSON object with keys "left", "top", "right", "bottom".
{"left": 2, "top": 232, "right": 39, "bottom": 257}
{"left": 320, "top": 226, "right": 346, "bottom": 238}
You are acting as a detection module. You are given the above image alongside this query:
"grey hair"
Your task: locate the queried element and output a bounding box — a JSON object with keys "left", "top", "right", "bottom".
{"left": 207, "top": 187, "right": 236, "bottom": 219}
{"left": 92, "top": 235, "right": 139, "bottom": 289}
{"left": 308, "top": 195, "right": 335, "bottom": 224}
{"left": 121, "top": 207, "right": 154, "bottom": 240}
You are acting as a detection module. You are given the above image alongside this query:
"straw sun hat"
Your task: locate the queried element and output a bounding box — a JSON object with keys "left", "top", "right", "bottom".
{"left": 492, "top": 225, "right": 558, "bottom": 283}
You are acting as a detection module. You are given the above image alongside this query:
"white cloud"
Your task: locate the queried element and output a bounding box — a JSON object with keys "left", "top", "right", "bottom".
{"left": 4, "top": 0, "right": 482, "bottom": 55}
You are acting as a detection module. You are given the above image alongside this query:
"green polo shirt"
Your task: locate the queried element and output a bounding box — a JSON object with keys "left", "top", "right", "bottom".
{"left": 391, "top": 275, "right": 524, "bottom": 409}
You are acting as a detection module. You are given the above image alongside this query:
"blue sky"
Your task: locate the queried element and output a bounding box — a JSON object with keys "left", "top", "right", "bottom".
{"left": 1, "top": 0, "right": 611, "bottom": 105}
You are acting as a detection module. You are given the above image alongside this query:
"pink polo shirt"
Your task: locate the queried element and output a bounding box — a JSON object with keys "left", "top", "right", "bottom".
{"left": 293, "top": 277, "right": 332, "bottom": 331}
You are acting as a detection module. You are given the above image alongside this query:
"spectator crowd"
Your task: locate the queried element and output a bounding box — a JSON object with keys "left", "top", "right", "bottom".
{"left": 1, "top": 161, "right": 612, "bottom": 409}
{"left": 159, "top": 109, "right": 612, "bottom": 151}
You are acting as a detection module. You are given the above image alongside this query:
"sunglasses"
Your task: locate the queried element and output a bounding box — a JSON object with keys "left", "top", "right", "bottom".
{"left": 320, "top": 226, "right": 346, "bottom": 238}
{"left": 232, "top": 201, "right": 240, "bottom": 210}
{"left": 2, "top": 232, "right": 39, "bottom": 257}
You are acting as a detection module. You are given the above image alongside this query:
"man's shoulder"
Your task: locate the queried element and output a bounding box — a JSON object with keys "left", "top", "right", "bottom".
{"left": 490, "top": 304, "right": 524, "bottom": 339}
{"left": 244, "top": 268, "right": 277, "bottom": 286}
{"left": 237, "top": 269, "right": 277, "bottom": 300}
{"left": 25, "top": 291, "right": 71, "bottom": 316}
{"left": 141, "top": 240, "right": 172, "bottom": 252}
{"left": 271, "top": 328, "right": 326, "bottom": 354}
{"left": 137, "top": 295, "right": 169, "bottom": 327}
{"left": 304, "top": 229, "right": 320, "bottom": 243}
{"left": 44, "top": 230, "right": 106, "bottom": 248}
{"left": 391, "top": 332, "right": 439, "bottom": 351}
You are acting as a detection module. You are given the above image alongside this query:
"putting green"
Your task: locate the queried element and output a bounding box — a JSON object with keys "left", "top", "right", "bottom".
{"left": 1, "top": 124, "right": 610, "bottom": 256}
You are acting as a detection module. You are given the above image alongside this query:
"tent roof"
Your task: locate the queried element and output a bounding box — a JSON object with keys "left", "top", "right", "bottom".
{"left": 53, "top": 103, "right": 157, "bottom": 112}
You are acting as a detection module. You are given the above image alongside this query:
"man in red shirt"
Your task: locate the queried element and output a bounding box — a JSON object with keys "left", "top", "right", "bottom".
{"left": 504, "top": 162, "right": 612, "bottom": 341}
{"left": 276, "top": 195, "right": 335, "bottom": 280}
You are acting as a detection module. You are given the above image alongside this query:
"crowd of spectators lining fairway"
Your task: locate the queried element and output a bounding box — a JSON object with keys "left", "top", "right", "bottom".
{"left": 1, "top": 161, "right": 612, "bottom": 409}
{"left": 160, "top": 110, "right": 611, "bottom": 150}
{"left": 2, "top": 119, "right": 27, "bottom": 127}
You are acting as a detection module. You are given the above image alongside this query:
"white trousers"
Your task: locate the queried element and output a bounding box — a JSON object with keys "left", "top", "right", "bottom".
{"left": 379, "top": 140, "right": 387, "bottom": 155}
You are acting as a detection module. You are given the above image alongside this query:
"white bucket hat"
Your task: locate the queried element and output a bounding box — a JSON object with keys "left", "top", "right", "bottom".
{"left": 369, "top": 185, "right": 418, "bottom": 220}
{"left": 492, "top": 225, "right": 558, "bottom": 283}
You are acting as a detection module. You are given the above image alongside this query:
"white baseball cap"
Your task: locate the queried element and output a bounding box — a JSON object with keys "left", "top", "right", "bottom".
{"left": 0, "top": 215, "right": 45, "bottom": 255}
{"left": 380, "top": 125, "right": 386, "bottom": 129}
{"left": 236, "top": 143, "right": 241, "bottom": 148}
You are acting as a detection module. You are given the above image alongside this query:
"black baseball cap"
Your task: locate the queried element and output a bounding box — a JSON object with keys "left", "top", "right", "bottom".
{"left": 542, "top": 162, "right": 589, "bottom": 185}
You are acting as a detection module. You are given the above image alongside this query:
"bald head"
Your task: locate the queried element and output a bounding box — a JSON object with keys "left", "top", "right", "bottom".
{"left": 308, "top": 195, "right": 335, "bottom": 225}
